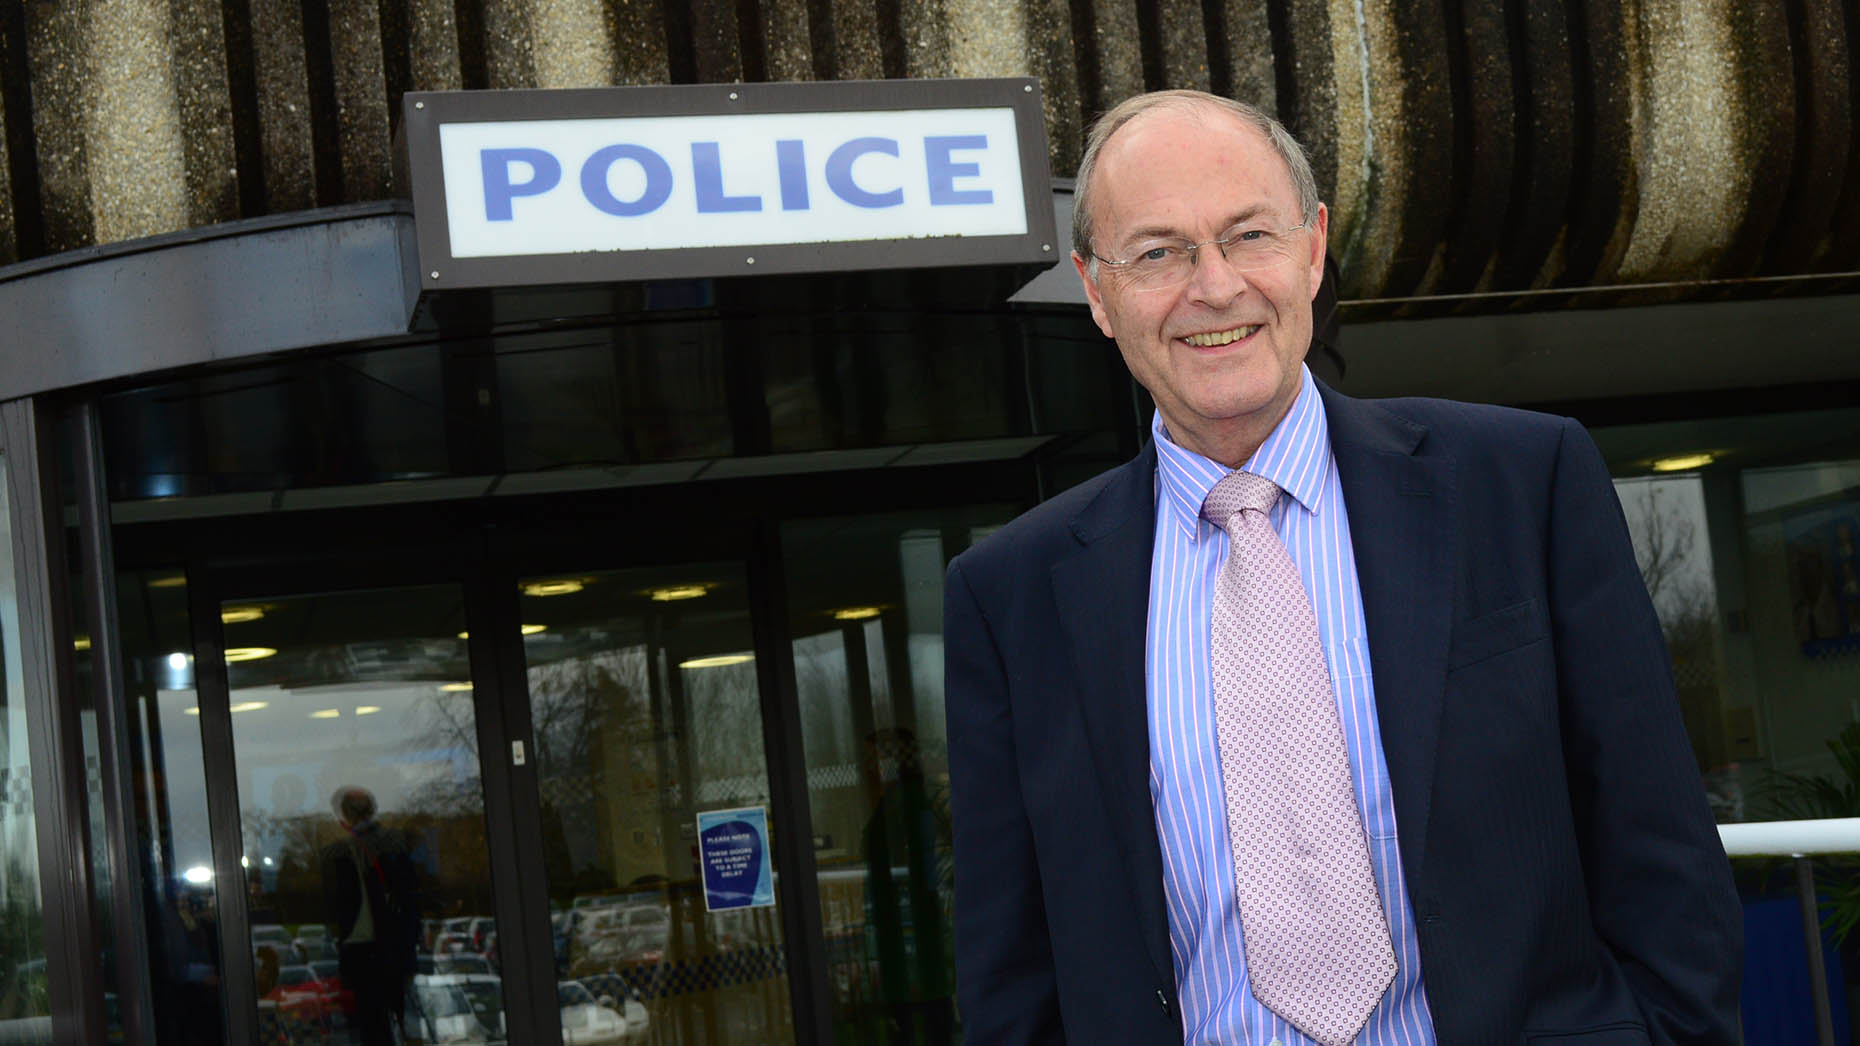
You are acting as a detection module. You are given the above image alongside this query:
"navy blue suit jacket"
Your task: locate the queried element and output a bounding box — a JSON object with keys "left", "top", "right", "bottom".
{"left": 943, "top": 384, "right": 1741, "bottom": 1044}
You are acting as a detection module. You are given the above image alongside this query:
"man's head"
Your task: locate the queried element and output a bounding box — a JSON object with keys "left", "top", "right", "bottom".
{"left": 332, "top": 786, "right": 376, "bottom": 827}
{"left": 1071, "top": 91, "right": 1328, "bottom": 467}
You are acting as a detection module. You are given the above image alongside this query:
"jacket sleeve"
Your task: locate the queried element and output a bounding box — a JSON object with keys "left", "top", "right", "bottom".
{"left": 1546, "top": 417, "right": 1743, "bottom": 1043}
{"left": 944, "top": 557, "right": 1067, "bottom": 1044}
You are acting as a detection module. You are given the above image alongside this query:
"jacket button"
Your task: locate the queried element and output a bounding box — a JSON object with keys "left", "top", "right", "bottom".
{"left": 1155, "top": 988, "right": 1172, "bottom": 1014}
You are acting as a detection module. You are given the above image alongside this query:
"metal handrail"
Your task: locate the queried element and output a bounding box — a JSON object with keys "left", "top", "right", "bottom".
{"left": 1719, "top": 817, "right": 1860, "bottom": 857}
{"left": 1717, "top": 817, "right": 1860, "bottom": 1046}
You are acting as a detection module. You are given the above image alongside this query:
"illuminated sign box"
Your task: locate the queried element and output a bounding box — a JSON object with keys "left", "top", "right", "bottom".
{"left": 401, "top": 79, "right": 1056, "bottom": 291}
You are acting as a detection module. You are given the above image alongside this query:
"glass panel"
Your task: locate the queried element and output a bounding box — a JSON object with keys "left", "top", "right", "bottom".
{"left": 221, "top": 586, "right": 506, "bottom": 1046}
{"left": 784, "top": 507, "right": 1015, "bottom": 1045}
{"left": 518, "top": 565, "right": 794, "bottom": 1045}
{"left": 0, "top": 452, "right": 53, "bottom": 1042}
{"left": 119, "top": 567, "right": 226, "bottom": 1041}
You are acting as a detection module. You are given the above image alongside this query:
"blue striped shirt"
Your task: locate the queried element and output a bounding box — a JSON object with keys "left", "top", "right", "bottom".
{"left": 1146, "top": 368, "right": 1436, "bottom": 1045}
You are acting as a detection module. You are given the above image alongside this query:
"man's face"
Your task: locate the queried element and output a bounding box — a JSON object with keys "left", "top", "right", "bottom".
{"left": 1073, "top": 107, "right": 1328, "bottom": 465}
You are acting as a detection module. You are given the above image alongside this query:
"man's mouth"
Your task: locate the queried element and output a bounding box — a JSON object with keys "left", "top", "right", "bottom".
{"left": 1182, "top": 325, "right": 1261, "bottom": 347}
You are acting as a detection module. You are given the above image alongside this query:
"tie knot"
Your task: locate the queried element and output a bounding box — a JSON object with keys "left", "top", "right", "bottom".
{"left": 1202, "top": 471, "right": 1281, "bottom": 532}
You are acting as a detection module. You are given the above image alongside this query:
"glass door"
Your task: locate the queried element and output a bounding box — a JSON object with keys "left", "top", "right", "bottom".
{"left": 214, "top": 582, "right": 514, "bottom": 1046}
{"left": 514, "top": 563, "right": 796, "bottom": 1045}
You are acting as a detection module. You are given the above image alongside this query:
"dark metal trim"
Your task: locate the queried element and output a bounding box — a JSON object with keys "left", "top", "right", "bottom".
{"left": 186, "top": 560, "right": 260, "bottom": 1046}
{"left": 746, "top": 519, "right": 834, "bottom": 1044}
{"left": 74, "top": 399, "right": 156, "bottom": 1045}
{"left": 0, "top": 203, "right": 421, "bottom": 403}
{"left": 464, "top": 551, "right": 556, "bottom": 1045}
{"left": 400, "top": 78, "right": 1059, "bottom": 291}
{"left": 1, "top": 397, "right": 106, "bottom": 1045}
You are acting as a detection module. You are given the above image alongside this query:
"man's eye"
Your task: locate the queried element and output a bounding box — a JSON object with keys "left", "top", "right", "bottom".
{"left": 1233, "top": 229, "right": 1268, "bottom": 243}
{"left": 1139, "top": 246, "right": 1173, "bottom": 262}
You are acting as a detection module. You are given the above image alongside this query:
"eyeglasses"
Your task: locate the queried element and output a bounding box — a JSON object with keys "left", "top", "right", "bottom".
{"left": 1092, "top": 220, "right": 1310, "bottom": 291}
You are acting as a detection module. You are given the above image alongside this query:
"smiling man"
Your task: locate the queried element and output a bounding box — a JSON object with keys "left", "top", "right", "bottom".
{"left": 942, "top": 91, "right": 1740, "bottom": 1044}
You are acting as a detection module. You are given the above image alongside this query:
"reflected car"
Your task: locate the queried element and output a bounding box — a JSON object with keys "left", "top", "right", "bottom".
{"left": 410, "top": 973, "right": 506, "bottom": 1045}
{"left": 556, "top": 980, "right": 626, "bottom": 1045}
{"left": 264, "top": 963, "right": 333, "bottom": 1024}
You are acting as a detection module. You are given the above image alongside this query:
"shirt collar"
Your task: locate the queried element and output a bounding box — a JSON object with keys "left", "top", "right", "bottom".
{"left": 1152, "top": 365, "right": 1333, "bottom": 539}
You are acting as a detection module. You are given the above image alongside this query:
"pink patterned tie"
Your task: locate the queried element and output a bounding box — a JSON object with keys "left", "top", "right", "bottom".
{"left": 1204, "top": 471, "right": 1395, "bottom": 1046}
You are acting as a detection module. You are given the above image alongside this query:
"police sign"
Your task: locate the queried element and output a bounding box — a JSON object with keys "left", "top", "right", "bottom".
{"left": 401, "top": 79, "right": 1055, "bottom": 290}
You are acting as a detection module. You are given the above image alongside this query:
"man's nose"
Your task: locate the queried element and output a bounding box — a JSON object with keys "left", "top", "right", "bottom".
{"left": 1184, "top": 242, "right": 1250, "bottom": 305}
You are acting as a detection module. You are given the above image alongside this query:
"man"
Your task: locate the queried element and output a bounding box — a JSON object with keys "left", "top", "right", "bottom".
{"left": 942, "top": 90, "right": 1740, "bottom": 1044}
{"left": 322, "top": 786, "right": 420, "bottom": 1046}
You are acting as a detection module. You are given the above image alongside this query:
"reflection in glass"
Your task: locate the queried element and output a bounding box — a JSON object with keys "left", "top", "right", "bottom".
{"left": 221, "top": 586, "right": 505, "bottom": 1045}
{"left": 519, "top": 566, "right": 793, "bottom": 1045}
{"left": 785, "top": 508, "right": 1012, "bottom": 1044}
{"left": 0, "top": 453, "right": 52, "bottom": 1042}
{"left": 119, "top": 568, "right": 225, "bottom": 1042}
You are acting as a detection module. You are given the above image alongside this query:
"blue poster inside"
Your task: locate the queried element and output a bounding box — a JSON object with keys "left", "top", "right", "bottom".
{"left": 697, "top": 806, "right": 777, "bottom": 911}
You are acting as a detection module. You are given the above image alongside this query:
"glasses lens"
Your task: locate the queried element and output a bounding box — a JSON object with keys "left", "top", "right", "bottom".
{"left": 1129, "top": 247, "right": 1191, "bottom": 289}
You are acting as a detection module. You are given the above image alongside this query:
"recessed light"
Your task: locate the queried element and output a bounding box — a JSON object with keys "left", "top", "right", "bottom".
{"left": 228, "top": 701, "right": 269, "bottom": 713}
{"left": 220, "top": 605, "right": 265, "bottom": 624}
{"left": 149, "top": 575, "right": 188, "bottom": 589}
{"left": 355, "top": 706, "right": 381, "bottom": 716}
{"left": 831, "top": 606, "right": 883, "bottom": 621}
{"left": 182, "top": 865, "right": 212, "bottom": 884}
{"left": 310, "top": 709, "right": 340, "bottom": 719}
{"left": 223, "top": 647, "right": 277, "bottom": 663}
{"left": 523, "top": 579, "right": 585, "bottom": 597}
{"left": 439, "top": 682, "right": 473, "bottom": 692}
{"left": 73, "top": 637, "right": 92, "bottom": 651}
{"left": 520, "top": 624, "right": 547, "bottom": 635}
{"left": 679, "top": 653, "right": 755, "bottom": 669}
{"left": 1650, "top": 452, "right": 1716, "bottom": 473}
{"left": 168, "top": 652, "right": 190, "bottom": 670}
{"left": 648, "top": 584, "right": 712, "bottom": 602}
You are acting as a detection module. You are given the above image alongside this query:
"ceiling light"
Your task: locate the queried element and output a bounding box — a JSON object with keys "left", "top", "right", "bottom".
{"left": 149, "top": 575, "right": 188, "bottom": 589}
{"left": 679, "top": 653, "right": 755, "bottom": 669}
{"left": 73, "top": 636, "right": 92, "bottom": 651}
{"left": 310, "top": 709, "right": 340, "bottom": 719}
{"left": 355, "top": 706, "right": 381, "bottom": 715}
{"left": 168, "top": 652, "right": 190, "bottom": 670}
{"left": 457, "top": 631, "right": 470, "bottom": 640}
{"left": 184, "top": 707, "right": 200, "bottom": 716}
{"left": 520, "top": 624, "right": 547, "bottom": 635}
{"left": 223, "top": 647, "right": 277, "bottom": 663}
{"left": 648, "top": 584, "right": 712, "bottom": 602}
{"left": 228, "top": 701, "right": 269, "bottom": 713}
{"left": 1650, "top": 452, "right": 1716, "bottom": 472}
{"left": 831, "top": 606, "right": 883, "bottom": 621}
{"left": 182, "top": 865, "right": 213, "bottom": 884}
{"left": 220, "top": 605, "right": 265, "bottom": 624}
{"left": 523, "top": 579, "right": 585, "bottom": 597}
{"left": 439, "top": 682, "right": 473, "bottom": 692}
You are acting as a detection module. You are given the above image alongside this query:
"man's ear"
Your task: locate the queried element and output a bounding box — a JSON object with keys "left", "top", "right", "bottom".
{"left": 1073, "top": 252, "right": 1115, "bottom": 339}
{"left": 1305, "top": 203, "right": 1330, "bottom": 302}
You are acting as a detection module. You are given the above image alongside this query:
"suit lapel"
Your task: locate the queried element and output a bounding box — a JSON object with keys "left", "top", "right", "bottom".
{"left": 1321, "top": 384, "right": 1457, "bottom": 889}
{"left": 1048, "top": 443, "right": 1175, "bottom": 990}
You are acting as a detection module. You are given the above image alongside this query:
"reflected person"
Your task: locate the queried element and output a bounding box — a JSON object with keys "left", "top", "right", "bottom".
{"left": 861, "top": 728, "right": 954, "bottom": 1044}
{"left": 322, "top": 786, "right": 418, "bottom": 1045}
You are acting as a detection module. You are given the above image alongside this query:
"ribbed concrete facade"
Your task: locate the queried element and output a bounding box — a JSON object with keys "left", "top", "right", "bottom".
{"left": 0, "top": 0, "right": 1853, "bottom": 302}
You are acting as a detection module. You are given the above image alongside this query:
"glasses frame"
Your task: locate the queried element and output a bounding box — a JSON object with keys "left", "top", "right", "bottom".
{"left": 1090, "top": 219, "right": 1313, "bottom": 290}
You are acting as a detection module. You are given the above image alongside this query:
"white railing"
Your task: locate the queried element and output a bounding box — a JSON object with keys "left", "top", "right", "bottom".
{"left": 1719, "top": 818, "right": 1860, "bottom": 1046}
{"left": 1718, "top": 817, "right": 1860, "bottom": 857}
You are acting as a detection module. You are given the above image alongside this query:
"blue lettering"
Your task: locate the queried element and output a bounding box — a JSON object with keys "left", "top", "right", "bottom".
{"left": 925, "top": 135, "right": 993, "bottom": 205}
{"left": 481, "top": 148, "right": 561, "bottom": 221}
{"left": 691, "top": 142, "right": 762, "bottom": 212}
{"left": 826, "top": 137, "right": 903, "bottom": 208}
{"left": 580, "top": 144, "right": 674, "bottom": 217}
{"left": 775, "top": 140, "right": 809, "bottom": 210}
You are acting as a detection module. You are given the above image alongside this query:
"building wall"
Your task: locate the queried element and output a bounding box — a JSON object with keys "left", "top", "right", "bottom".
{"left": 0, "top": 0, "right": 1854, "bottom": 301}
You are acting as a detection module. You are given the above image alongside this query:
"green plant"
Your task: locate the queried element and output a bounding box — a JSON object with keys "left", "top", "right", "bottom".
{"left": 1763, "top": 722, "right": 1860, "bottom": 943}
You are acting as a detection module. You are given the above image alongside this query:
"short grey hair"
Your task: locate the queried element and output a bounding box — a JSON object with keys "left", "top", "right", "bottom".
{"left": 1072, "top": 91, "right": 1322, "bottom": 270}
